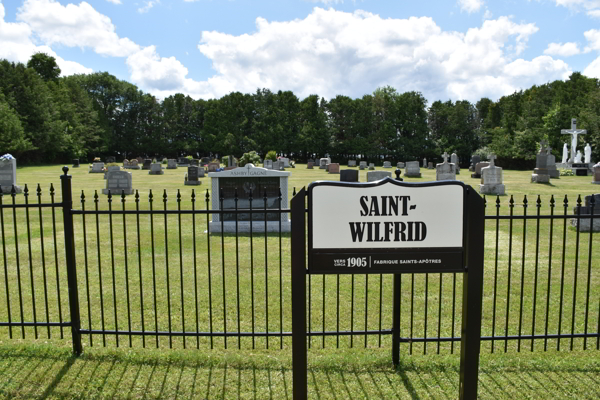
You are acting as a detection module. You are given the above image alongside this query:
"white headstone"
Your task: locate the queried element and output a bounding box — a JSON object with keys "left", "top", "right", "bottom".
{"left": 149, "top": 163, "right": 164, "bottom": 175}
{"left": 0, "top": 157, "right": 22, "bottom": 193}
{"left": 90, "top": 162, "right": 104, "bottom": 173}
{"left": 263, "top": 159, "right": 273, "bottom": 169}
{"left": 436, "top": 152, "right": 456, "bottom": 181}
{"left": 279, "top": 157, "right": 290, "bottom": 168}
{"left": 479, "top": 155, "right": 505, "bottom": 195}
{"left": 404, "top": 161, "right": 421, "bottom": 178}
{"left": 450, "top": 152, "right": 460, "bottom": 174}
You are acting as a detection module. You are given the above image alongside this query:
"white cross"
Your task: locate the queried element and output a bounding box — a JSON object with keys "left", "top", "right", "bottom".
{"left": 442, "top": 152, "right": 449, "bottom": 163}
{"left": 561, "top": 118, "right": 586, "bottom": 163}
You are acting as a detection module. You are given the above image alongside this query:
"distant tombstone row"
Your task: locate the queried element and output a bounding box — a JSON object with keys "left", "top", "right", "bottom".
{"left": 0, "top": 156, "right": 22, "bottom": 193}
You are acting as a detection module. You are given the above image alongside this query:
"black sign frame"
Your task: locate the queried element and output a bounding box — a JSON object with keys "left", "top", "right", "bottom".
{"left": 291, "top": 178, "right": 484, "bottom": 400}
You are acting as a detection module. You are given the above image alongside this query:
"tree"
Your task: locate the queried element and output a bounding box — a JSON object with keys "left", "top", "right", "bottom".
{"left": 0, "top": 93, "right": 34, "bottom": 155}
{"left": 27, "top": 53, "right": 61, "bottom": 82}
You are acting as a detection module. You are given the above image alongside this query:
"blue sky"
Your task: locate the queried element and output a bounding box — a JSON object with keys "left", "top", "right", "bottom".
{"left": 1, "top": 0, "right": 599, "bottom": 104}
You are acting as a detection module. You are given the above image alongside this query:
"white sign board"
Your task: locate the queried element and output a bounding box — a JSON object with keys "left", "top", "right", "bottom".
{"left": 308, "top": 179, "right": 466, "bottom": 273}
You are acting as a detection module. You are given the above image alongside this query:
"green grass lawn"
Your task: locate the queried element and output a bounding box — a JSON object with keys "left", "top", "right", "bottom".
{"left": 0, "top": 163, "right": 598, "bottom": 399}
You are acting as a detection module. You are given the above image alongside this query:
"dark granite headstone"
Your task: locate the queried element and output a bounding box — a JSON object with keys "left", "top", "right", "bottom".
{"left": 469, "top": 155, "right": 481, "bottom": 172}
{"left": 105, "top": 156, "right": 116, "bottom": 163}
{"left": 142, "top": 159, "right": 152, "bottom": 170}
{"left": 72, "top": 159, "right": 80, "bottom": 168}
{"left": 340, "top": 169, "right": 359, "bottom": 182}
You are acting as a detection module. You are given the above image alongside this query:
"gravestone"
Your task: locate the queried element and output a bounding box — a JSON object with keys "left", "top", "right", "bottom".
{"left": 167, "top": 159, "right": 177, "bottom": 169}
{"left": 325, "top": 164, "right": 330, "bottom": 172}
{"left": 571, "top": 193, "right": 600, "bottom": 232}
{"left": 546, "top": 147, "right": 559, "bottom": 178}
{"left": 469, "top": 155, "right": 481, "bottom": 172}
{"left": 593, "top": 162, "right": 600, "bottom": 184}
{"left": 348, "top": 160, "right": 357, "bottom": 167}
{"left": 359, "top": 161, "right": 367, "bottom": 170}
{"left": 0, "top": 156, "right": 22, "bottom": 193}
{"left": 264, "top": 160, "right": 273, "bottom": 169}
{"left": 340, "top": 169, "right": 359, "bottom": 182}
{"left": 227, "top": 155, "right": 236, "bottom": 168}
{"left": 368, "top": 163, "right": 375, "bottom": 170}
{"left": 208, "top": 162, "right": 220, "bottom": 172}
{"left": 307, "top": 162, "right": 314, "bottom": 169}
{"left": 105, "top": 156, "right": 116, "bottom": 163}
{"left": 428, "top": 162, "right": 434, "bottom": 169}
{"left": 149, "top": 163, "right": 164, "bottom": 175}
{"left": 129, "top": 159, "right": 140, "bottom": 170}
{"left": 190, "top": 159, "right": 200, "bottom": 167}
{"left": 90, "top": 162, "right": 104, "bottom": 173}
{"left": 436, "top": 152, "right": 456, "bottom": 181}
{"left": 201, "top": 157, "right": 211, "bottom": 166}
{"left": 319, "top": 158, "right": 329, "bottom": 169}
{"left": 185, "top": 166, "right": 202, "bottom": 186}
{"left": 104, "top": 165, "right": 120, "bottom": 179}
{"left": 451, "top": 152, "right": 460, "bottom": 174}
{"left": 397, "top": 162, "right": 405, "bottom": 168}
{"left": 307, "top": 159, "right": 315, "bottom": 165}
{"left": 102, "top": 170, "right": 134, "bottom": 195}
{"left": 279, "top": 157, "right": 290, "bottom": 168}
{"left": 366, "top": 170, "right": 392, "bottom": 182}
{"left": 142, "top": 159, "right": 152, "bottom": 170}
{"left": 273, "top": 161, "right": 284, "bottom": 171}
{"left": 531, "top": 141, "right": 550, "bottom": 183}
{"left": 383, "top": 161, "right": 392, "bottom": 168}
{"left": 422, "top": 158, "right": 427, "bottom": 168}
{"left": 328, "top": 163, "right": 340, "bottom": 174}
{"left": 479, "top": 155, "right": 505, "bottom": 195}
{"left": 209, "top": 164, "right": 291, "bottom": 233}
{"left": 72, "top": 159, "right": 80, "bottom": 168}
{"left": 404, "top": 161, "right": 422, "bottom": 178}
{"left": 122, "top": 159, "right": 130, "bottom": 169}
{"left": 471, "top": 162, "right": 489, "bottom": 179}
{"left": 178, "top": 157, "right": 190, "bottom": 166}
{"left": 136, "top": 157, "right": 144, "bottom": 164}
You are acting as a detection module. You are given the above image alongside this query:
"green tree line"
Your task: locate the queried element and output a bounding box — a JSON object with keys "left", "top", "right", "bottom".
{"left": 1, "top": 53, "right": 599, "bottom": 168}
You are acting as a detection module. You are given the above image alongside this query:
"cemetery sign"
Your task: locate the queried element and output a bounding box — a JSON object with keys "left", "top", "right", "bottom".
{"left": 308, "top": 178, "right": 465, "bottom": 273}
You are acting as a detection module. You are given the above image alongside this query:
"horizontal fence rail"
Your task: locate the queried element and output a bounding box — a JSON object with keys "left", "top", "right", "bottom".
{"left": 0, "top": 173, "right": 598, "bottom": 356}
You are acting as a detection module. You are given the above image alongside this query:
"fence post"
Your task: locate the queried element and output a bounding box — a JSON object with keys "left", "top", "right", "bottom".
{"left": 60, "top": 166, "right": 82, "bottom": 355}
{"left": 392, "top": 274, "right": 401, "bottom": 366}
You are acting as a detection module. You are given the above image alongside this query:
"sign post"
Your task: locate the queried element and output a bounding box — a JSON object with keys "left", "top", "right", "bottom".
{"left": 291, "top": 178, "right": 484, "bottom": 400}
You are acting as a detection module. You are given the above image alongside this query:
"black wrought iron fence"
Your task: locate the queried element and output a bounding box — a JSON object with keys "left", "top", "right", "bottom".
{"left": 0, "top": 168, "right": 597, "bottom": 356}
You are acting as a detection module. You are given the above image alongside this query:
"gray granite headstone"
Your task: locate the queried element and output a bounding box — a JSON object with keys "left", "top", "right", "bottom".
{"left": 102, "top": 170, "right": 134, "bottom": 195}
{"left": 593, "top": 162, "right": 600, "bottom": 184}
{"left": 532, "top": 141, "right": 550, "bottom": 183}
{"left": 90, "top": 162, "right": 104, "bottom": 173}
{"left": 383, "top": 161, "right": 392, "bottom": 168}
{"left": 436, "top": 153, "right": 455, "bottom": 181}
{"left": 571, "top": 193, "right": 600, "bottom": 232}
{"left": 397, "top": 162, "right": 405, "bottom": 168}
{"left": 422, "top": 158, "right": 427, "bottom": 168}
{"left": 208, "top": 162, "right": 220, "bottom": 172}
{"left": 190, "top": 159, "right": 200, "bottom": 167}
{"left": 307, "top": 162, "right": 314, "bottom": 169}
{"left": 428, "top": 162, "right": 434, "bottom": 169}
{"left": 105, "top": 156, "right": 116, "bottom": 163}
{"left": 279, "top": 157, "right": 290, "bottom": 167}
{"left": 546, "top": 150, "right": 559, "bottom": 178}
{"left": 359, "top": 161, "right": 367, "bottom": 170}
{"left": 469, "top": 155, "right": 481, "bottom": 172}
{"left": 368, "top": 163, "right": 375, "bottom": 170}
{"left": 149, "top": 163, "right": 164, "bottom": 175}
{"left": 479, "top": 155, "right": 505, "bottom": 195}
{"left": 167, "top": 159, "right": 177, "bottom": 169}
{"left": 319, "top": 158, "right": 330, "bottom": 169}
{"left": 0, "top": 158, "right": 22, "bottom": 193}
{"left": 348, "top": 160, "right": 357, "bottom": 167}
{"left": 340, "top": 169, "right": 359, "bottom": 182}
{"left": 471, "top": 162, "right": 489, "bottom": 179}
{"left": 367, "top": 171, "right": 392, "bottom": 182}
{"left": 451, "top": 152, "right": 460, "bottom": 174}
{"left": 209, "top": 164, "right": 290, "bottom": 233}
{"left": 104, "top": 165, "right": 120, "bottom": 179}
{"left": 404, "top": 161, "right": 421, "bottom": 178}
{"left": 263, "top": 160, "right": 273, "bottom": 169}
{"left": 273, "top": 161, "right": 284, "bottom": 171}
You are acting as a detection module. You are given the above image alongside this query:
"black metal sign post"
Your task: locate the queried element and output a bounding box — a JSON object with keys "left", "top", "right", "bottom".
{"left": 291, "top": 178, "right": 484, "bottom": 400}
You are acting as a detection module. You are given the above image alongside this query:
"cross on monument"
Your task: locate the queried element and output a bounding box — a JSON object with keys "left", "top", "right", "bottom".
{"left": 488, "top": 154, "right": 496, "bottom": 167}
{"left": 539, "top": 140, "right": 548, "bottom": 154}
{"left": 442, "top": 152, "right": 449, "bottom": 163}
{"left": 561, "top": 118, "right": 586, "bottom": 163}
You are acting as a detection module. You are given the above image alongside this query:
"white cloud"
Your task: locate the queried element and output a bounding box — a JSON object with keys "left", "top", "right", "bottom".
{"left": 583, "top": 56, "right": 600, "bottom": 77}
{"left": 17, "top": 0, "right": 140, "bottom": 57}
{"left": 588, "top": 9, "right": 600, "bottom": 17}
{"left": 138, "top": 0, "right": 160, "bottom": 14}
{"left": 306, "top": 0, "right": 345, "bottom": 4}
{"left": 553, "top": 0, "right": 600, "bottom": 17}
{"left": 458, "top": 0, "right": 484, "bottom": 13}
{"left": 106, "top": 0, "right": 122, "bottom": 4}
{"left": 0, "top": 2, "right": 92, "bottom": 76}
{"left": 483, "top": 9, "right": 493, "bottom": 19}
{"left": 584, "top": 29, "right": 600, "bottom": 51}
{"left": 544, "top": 42, "right": 581, "bottom": 56}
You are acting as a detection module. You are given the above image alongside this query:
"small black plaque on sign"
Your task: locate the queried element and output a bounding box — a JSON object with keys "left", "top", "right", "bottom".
{"left": 308, "top": 178, "right": 466, "bottom": 274}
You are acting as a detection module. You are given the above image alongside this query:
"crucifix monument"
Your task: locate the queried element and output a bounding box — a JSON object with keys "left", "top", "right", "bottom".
{"left": 561, "top": 118, "right": 586, "bottom": 164}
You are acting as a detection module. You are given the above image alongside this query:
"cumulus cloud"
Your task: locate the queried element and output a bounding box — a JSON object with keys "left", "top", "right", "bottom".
{"left": 0, "top": 2, "right": 92, "bottom": 75}
{"left": 106, "top": 0, "right": 121, "bottom": 4}
{"left": 584, "top": 29, "right": 600, "bottom": 51}
{"left": 553, "top": 0, "right": 600, "bottom": 17}
{"left": 189, "top": 8, "right": 566, "bottom": 102}
{"left": 544, "top": 42, "right": 581, "bottom": 56}
{"left": 17, "top": 0, "right": 140, "bottom": 57}
{"left": 458, "top": 0, "right": 484, "bottom": 13}
{"left": 583, "top": 56, "right": 600, "bottom": 77}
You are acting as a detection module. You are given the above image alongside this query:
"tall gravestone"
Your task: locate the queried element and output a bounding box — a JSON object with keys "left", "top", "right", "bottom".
{"left": 404, "top": 161, "right": 421, "bottom": 178}
{"left": 469, "top": 155, "right": 480, "bottom": 172}
{"left": 209, "top": 164, "right": 290, "bottom": 233}
{"left": 422, "top": 158, "right": 427, "bottom": 168}
{"left": 546, "top": 147, "right": 559, "bottom": 178}
{"left": 451, "top": 152, "right": 460, "bottom": 174}
{"left": 436, "top": 152, "right": 456, "bottom": 181}
{"left": 531, "top": 141, "right": 550, "bottom": 183}
{"left": 593, "top": 162, "right": 600, "bottom": 184}
{"left": 102, "top": 170, "right": 134, "bottom": 195}
{"left": 319, "top": 158, "right": 329, "bottom": 169}
{"left": 185, "top": 166, "right": 202, "bottom": 186}
{"left": 0, "top": 156, "right": 22, "bottom": 193}
{"left": 479, "top": 155, "right": 505, "bottom": 195}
